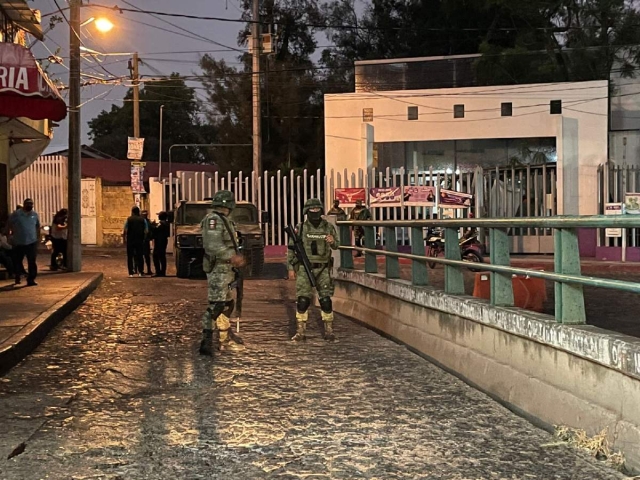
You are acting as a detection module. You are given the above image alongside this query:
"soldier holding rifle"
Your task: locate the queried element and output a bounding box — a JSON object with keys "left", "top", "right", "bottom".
{"left": 286, "top": 198, "right": 340, "bottom": 342}
{"left": 199, "top": 190, "right": 246, "bottom": 356}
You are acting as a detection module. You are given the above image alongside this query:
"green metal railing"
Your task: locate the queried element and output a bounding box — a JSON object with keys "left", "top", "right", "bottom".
{"left": 337, "top": 216, "right": 640, "bottom": 324}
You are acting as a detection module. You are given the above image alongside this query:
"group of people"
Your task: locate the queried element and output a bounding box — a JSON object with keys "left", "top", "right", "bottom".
{"left": 327, "top": 199, "right": 371, "bottom": 256}
{"left": 122, "top": 207, "right": 171, "bottom": 277}
{"left": 0, "top": 198, "right": 69, "bottom": 286}
{"left": 198, "top": 190, "right": 340, "bottom": 357}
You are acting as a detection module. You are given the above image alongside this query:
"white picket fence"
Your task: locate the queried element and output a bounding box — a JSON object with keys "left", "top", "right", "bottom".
{"left": 164, "top": 164, "right": 557, "bottom": 248}
{"left": 9, "top": 155, "right": 67, "bottom": 224}
{"left": 598, "top": 164, "right": 640, "bottom": 247}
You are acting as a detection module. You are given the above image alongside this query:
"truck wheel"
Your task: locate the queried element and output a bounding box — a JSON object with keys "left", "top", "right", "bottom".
{"left": 251, "top": 248, "right": 265, "bottom": 277}
{"left": 176, "top": 250, "right": 191, "bottom": 278}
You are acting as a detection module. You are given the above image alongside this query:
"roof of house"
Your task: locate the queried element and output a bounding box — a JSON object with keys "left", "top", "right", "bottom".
{"left": 80, "top": 158, "right": 218, "bottom": 184}
{"left": 42, "top": 144, "right": 116, "bottom": 159}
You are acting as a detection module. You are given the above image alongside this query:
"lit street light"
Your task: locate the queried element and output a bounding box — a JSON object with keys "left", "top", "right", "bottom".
{"left": 94, "top": 18, "right": 114, "bottom": 33}
{"left": 80, "top": 17, "right": 114, "bottom": 33}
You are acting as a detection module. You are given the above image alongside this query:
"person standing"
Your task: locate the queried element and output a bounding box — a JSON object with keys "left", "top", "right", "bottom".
{"left": 0, "top": 224, "right": 15, "bottom": 277}
{"left": 152, "top": 211, "right": 171, "bottom": 277}
{"left": 141, "top": 210, "right": 153, "bottom": 275}
{"left": 199, "top": 190, "right": 246, "bottom": 356}
{"left": 123, "top": 206, "right": 148, "bottom": 277}
{"left": 349, "top": 199, "right": 371, "bottom": 257}
{"left": 7, "top": 198, "right": 40, "bottom": 286}
{"left": 50, "top": 208, "right": 68, "bottom": 271}
{"left": 288, "top": 198, "right": 340, "bottom": 342}
{"left": 327, "top": 199, "right": 347, "bottom": 220}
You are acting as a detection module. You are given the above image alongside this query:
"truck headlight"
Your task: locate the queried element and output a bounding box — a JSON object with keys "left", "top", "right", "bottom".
{"left": 196, "top": 236, "right": 203, "bottom": 247}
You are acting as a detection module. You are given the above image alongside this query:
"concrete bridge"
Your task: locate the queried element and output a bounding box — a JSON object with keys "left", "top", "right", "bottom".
{"left": 1, "top": 214, "right": 639, "bottom": 478}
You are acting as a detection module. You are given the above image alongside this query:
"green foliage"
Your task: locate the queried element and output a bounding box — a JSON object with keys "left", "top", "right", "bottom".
{"left": 200, "top": 0, "right": 325, "bottom": 173}
{"left": 88, "top": 74, "right": 215, "bottom": 164}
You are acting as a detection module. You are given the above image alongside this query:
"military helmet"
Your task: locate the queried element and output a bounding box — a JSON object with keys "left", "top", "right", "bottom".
{"left": 211, "top": 190, "right": 236, "bottom": 210}
{"left": 303, "top": 198, "right": 324, "bottom": 215}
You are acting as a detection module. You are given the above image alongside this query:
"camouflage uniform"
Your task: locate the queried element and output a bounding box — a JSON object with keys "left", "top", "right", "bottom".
{"left": 349, "top": 201, "right": 371, "bottom": 255}
{"left": 199, "top": 190, "right": 243, "bottom": 356}
{"left": 288, "top": 198, "right": 340, "bottom": 341}
{"left": 327, "top": 202, "right": 347, "bottom": 221}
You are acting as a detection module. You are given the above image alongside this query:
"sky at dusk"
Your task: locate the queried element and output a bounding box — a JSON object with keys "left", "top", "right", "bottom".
{"left": 30, "top": 0, "right": 360, "bottom": 150}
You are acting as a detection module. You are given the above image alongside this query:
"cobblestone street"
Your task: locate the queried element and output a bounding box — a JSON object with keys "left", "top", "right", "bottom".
{"left": 0, "top": 254, "right": 624, "bottom": 479}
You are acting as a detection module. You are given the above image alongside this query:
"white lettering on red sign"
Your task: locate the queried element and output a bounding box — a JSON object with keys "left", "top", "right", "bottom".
{"left": 0, "top": 66, "right": 29, "bottom": 90}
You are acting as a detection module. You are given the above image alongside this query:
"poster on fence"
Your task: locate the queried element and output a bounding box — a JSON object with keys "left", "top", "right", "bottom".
{"left": 131, "top": 164, "right": 146, "bottom": 194}
{"left": 334, "top": 188, "right": 366, "bottom": 206}
{"left": 127, "top": 137, "right": 144, "bottom": 160}
{"left": 403, "top": 186, "right": 436, "bottom": 206}
{"left": 439, "top": 189, "right": 472, "bottom": 208}
{"left": 369, "top": 187, "right": 403, "bottom": 207}
{"left": 605, "top": 203, "right": 622, "bottom": 237}
{"left": 624, "top": 193, "right": 640, "bottom": 215}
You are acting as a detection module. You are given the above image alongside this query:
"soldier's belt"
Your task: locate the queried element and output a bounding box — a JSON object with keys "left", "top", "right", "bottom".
{"left": 310, "top": 262, "right": 329, "bottom": 268}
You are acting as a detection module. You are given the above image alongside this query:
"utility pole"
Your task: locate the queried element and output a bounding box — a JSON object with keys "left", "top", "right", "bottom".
{"left": 158, "top": 104, "right": 164, "bottom": 179}
{"left": 67, "top": 0, "right": 82, "bottom": 272}
{"left": 251, "top": 0, "right": 262, "bottom": 196}
{"left": 132, "top": 52, "right": 140, "bottom": 138}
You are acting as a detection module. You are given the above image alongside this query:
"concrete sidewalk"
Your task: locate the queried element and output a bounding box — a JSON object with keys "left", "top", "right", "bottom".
{"left": 0, "top": 270, "right": 102, "bottom": 375}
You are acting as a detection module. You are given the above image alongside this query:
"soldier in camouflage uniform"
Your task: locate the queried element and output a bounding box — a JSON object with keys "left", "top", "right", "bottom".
{"left": 349, "top": 200, "right": 371, "bottom": 257}
{"left": 288, "top": 198, "right": 340, "bottom": 342}
{"left": 199, "top": 190, "right": 246, "bottom": 356}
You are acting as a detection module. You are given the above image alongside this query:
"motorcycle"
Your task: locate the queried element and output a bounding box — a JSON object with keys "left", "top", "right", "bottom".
{"left": 425, "top": 228, "right": 485, "bottom": 271}
{"left": 41, "top": 225, "right": 65, "bottom": 270}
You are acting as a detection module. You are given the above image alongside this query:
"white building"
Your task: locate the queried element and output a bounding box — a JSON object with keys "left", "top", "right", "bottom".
{"left": 325, "top": 78, "right": 609, "bottom": 217}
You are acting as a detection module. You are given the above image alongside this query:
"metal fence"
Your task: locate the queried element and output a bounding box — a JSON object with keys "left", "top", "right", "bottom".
{"left": 338, "top": 216, "right": 640, "bottom": 325}
{"left": 166, "top": 164, "right": 557, "bottom": 248}
{"left": 9, "top": 155, "right": 559, "bottom": 248}
{"left": 598, "top": 164, "right": 640, "bottom": 248}
{"left": 9, "top": 155, "right": 67, "bottom": 223}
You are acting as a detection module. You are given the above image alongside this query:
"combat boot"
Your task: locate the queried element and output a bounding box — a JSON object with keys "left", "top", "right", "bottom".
{"left": 218, "top": 329, "right": 245, "bottom": 352}
{"left": 322, "top": 311, "right": 336, "bottom": 341}
{"left": 291, "top": 311, "right": 308, "bottom": 342}
{"left": 199, "top": 329, "right": 214, "bottom": 356}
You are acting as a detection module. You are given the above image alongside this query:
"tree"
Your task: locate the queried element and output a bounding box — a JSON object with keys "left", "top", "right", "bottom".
{"left": 88, "top": 74, "right": 216, "bottom": 164}
{"left": 199, "top": 0, "right": 325, "bottom": 173}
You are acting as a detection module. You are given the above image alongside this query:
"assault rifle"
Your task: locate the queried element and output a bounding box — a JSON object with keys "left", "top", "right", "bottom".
{"left": 285, "top": 224, "right": 317, "bottom": 289}
{"left": 220, "top": 216, "right": 244, "bottom": 335}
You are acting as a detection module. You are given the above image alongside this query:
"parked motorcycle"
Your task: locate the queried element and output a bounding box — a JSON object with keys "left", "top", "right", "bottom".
{"left": 41, "top": 225, "right": 65, "bottom": 270}
{"left": 425, "top": 229, "right": 485, "bottom": 271}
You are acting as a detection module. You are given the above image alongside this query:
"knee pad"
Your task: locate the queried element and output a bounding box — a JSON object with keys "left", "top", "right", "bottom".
{"left": 207, "top": 302, "right": 226, "bottom": 319}
{"left": 296, "top": 296, "right": 311, "bottom": 313}
{"left": 223, "top": 300, "right": 235, "bottom": 317}
{"left": 319, "top": 296, "right": 332, "bottom": 313}
{"left": 216, "top": 313, "right": 231, "bottom": 331}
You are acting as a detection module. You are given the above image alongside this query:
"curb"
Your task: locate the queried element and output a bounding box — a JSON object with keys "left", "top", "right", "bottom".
{"left": 0, "top": 273, "right": 103, "bottom": 376}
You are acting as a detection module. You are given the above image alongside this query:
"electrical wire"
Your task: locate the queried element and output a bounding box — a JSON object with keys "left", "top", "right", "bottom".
{"left": 117, "top": 0, "right": 243, "bottom": 53}
{"left": 85, "top": 3, "right": 640, "bottom": 33}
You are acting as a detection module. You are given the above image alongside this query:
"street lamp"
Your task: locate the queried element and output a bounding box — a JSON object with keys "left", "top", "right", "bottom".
{"left": 80, "top": 17, "right": 114, "bottom": 33}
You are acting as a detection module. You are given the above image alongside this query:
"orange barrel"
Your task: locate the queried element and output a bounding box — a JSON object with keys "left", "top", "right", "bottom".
{"left": 473, "top": 270, "right": 547, "bottom": 313}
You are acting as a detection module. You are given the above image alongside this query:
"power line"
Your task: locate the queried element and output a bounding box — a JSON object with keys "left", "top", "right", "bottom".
{"left": 84, "top": 3, "right": 640, "bottom": 33}
{"left": 50, "top": 0, "right": 121, "bottom": 80}
{"left": 116, "top": 0, "right": 243, "bottom": 53}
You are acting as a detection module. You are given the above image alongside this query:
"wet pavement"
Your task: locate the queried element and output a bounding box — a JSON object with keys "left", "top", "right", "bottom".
{"left": 0, "top": 270, "right": 102, "bottom": 369}
{"left": 0, "top": 254, "right": 624, "bottom": 479}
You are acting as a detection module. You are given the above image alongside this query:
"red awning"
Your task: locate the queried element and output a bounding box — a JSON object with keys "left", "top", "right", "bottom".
{"left": 0, "top": 42, "right": 67, "bottom": 122}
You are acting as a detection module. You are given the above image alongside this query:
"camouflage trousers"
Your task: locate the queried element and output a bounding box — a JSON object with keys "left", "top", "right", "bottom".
{"left": 295, "top": 264, "right": 334, "bottom": 299}
{"left": 202, "top": 265, "right": 234, "bottom": 330}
